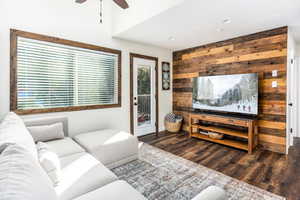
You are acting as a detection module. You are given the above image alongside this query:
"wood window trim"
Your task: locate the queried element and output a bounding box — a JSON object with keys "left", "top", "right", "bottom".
{"left": 10, "top": 29, "right": 122, "bottom": 115}
{"left": 129, "top": 53, "right": 159, "bottom": 136}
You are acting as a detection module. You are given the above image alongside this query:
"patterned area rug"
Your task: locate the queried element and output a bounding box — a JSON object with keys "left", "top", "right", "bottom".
{"left": 112, "top": 143, "right": 285, "bottom": 200}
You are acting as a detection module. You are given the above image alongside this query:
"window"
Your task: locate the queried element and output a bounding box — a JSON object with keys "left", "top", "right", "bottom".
{"left": 10, "top": 30, "right": 121, "bottom": 114}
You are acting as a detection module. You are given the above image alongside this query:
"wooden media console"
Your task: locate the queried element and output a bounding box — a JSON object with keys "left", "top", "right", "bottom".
{"left": 189, "top": 113, "right": 258, "bottom": 154}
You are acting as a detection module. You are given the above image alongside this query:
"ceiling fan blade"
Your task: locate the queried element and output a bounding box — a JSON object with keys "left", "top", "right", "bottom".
{"left": 113, "top": 0, "right": 129, "bottom": 9}
{"left": 75, "top": 0, "right": 87, "bottom": 3}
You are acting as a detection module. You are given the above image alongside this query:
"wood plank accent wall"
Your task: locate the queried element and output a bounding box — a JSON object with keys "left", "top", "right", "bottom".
{"left": 172, "top": 27, "right": 288, "bottom": 153}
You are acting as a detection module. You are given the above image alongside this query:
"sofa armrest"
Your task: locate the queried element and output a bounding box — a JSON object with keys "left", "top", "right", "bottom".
{"left": 23, "top": 116, "right": 69, "bottom": 137}
{"left": 192, "top": 186, "right": 226, "bottom": 200}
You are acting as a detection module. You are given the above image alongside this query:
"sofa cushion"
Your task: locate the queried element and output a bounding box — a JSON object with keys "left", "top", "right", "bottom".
{"left": 55, "top": 152, "right": 118, "bottom": 200}
{"left": 191, "top": 186, "right": 227, "bottom": 200}
{"left": 0, "top": 143, "right": 57, "bottom": 200}
{"left": 27, "top": 122, "right": 64, "bottom": 142}
{"left": 74, "top": 180, "right": 147, "bottom": 200}
{"left": 59, "top": 152, "right": 87, "bottom": 169}
{"left": 37, "top": 142, "right": 61, "bottom": 186}
{"left": 0, "top": 112, "right": 38, "bottom": 160}
{"left": 73, "top": 129, "right": 139, "bottom": 168}
{"left": 45, "top": 137, "right": 85, "bottom": 158}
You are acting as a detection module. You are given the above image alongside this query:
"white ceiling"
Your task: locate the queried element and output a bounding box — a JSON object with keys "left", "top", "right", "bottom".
{"left": 113, "top": 0, "right": 300, "bottom": 51}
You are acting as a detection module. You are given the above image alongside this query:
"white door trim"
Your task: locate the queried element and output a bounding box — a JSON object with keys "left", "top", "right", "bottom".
{"left": 129, "top": 53, "right": 159, "bottom": 137}
{"left": 286, "top": 56, "right": 298, "bottom": 153}
{"left": 296, "top": 57, "right": 300, "bottom": 138}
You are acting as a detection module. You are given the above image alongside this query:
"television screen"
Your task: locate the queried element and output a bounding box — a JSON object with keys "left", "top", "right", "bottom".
{"left": 192, "top": 73, "right": 258, "bottom": 115}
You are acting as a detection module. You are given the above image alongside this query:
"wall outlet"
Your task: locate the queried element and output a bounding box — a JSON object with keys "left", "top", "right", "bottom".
{"left": 272, "top": 81, "right": 278, "bottom": 88}
{"left": 272, "top": 70, "right": 278, "bottom": 77}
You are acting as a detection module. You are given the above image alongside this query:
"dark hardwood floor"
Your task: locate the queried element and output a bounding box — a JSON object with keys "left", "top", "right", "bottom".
{"left": 139, "top": 132, "right": 300, "bottom": 200}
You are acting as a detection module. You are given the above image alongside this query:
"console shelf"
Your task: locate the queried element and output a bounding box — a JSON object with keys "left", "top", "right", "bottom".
{"left": 189, "top": 113, "right": 258, "bottom": 154}
{"left": 191, "top": 132, "right": 248, "bottom": 151}
{"left": 191, "top": 125, "right": 249, "bottom": 139}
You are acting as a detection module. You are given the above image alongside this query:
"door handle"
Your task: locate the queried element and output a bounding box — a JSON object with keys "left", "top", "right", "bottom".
{"left": 134, "top": 102, "right": 138, "bottom": 106}
{"left": 289, "top": 103, "right": 293, "bottom": 107}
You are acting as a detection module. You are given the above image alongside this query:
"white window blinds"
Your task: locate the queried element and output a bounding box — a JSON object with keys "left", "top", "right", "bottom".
{"left": 16, "top": 37, "right": 119, "bottom": 110}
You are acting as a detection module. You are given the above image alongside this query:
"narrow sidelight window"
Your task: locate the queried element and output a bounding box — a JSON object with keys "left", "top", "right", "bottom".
{"left": 10, "top": 30, "right": 121, "bottom": 114}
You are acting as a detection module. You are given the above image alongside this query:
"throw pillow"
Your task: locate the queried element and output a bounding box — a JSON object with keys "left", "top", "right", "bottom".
{"left": 27, "top": 122, "right": 64, "bottom": 142}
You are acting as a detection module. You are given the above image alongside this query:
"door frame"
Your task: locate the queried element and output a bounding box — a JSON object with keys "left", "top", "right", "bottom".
{"left": 286, "top": 55, "right": 298, "bottom": 153}
{"left": 287, "top": 56, "right": 294, "bottom": 152}
{"left": 129, "top": 53, "right": 159, "bottom": 136}
{"left": 297, "top": 57, "right": 300, "bottom": 138}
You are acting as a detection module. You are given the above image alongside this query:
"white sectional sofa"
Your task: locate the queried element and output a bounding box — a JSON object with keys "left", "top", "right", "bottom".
{"left": 0, "top": 113, "right": 146, "bottom": 200}
{"left": 0, "top": 112, "right": 226, "bottom": 200}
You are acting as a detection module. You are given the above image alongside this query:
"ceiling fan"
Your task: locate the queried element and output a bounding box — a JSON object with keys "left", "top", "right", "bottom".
{"left": 76, "top": 0, "right": 129, "bottom": 9}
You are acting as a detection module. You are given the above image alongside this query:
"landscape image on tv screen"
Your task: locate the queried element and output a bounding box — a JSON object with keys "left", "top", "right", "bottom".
{"left": 193, "top": 73, "right": 258, "bottom": 115}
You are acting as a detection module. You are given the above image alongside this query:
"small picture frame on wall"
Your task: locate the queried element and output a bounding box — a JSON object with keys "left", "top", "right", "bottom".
{"left": 162, "top": 62, "right": 170, "bottom": 90}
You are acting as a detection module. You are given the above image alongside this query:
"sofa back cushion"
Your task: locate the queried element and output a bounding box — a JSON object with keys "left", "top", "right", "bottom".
{"left": 0, "top": 112, "right": 37, "bottom": 160}
{"left": 27, "top": 123, "right": 64, "bottom": 142}
{"left": 0, "top": 143, "right": 58, "bottom": 200}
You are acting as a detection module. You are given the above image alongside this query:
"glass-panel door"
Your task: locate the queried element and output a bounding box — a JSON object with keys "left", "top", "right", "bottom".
{"left": 133, "top": 58, "right": 156, "bottom": 136}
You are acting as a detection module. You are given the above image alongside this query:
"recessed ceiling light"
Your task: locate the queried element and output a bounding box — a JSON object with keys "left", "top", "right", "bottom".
{"left": 222, "top": 19, "right": 231, "bottom": 24}
{"left": 168, "top": 36, "right": 175, "bottom": 41}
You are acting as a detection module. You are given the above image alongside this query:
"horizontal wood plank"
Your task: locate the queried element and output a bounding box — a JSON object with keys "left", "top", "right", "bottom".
{"left": 215, "top": 49, "right": 287, "bottom": 65}
{"left": 259, "top": 134, "right": 286, "bottom": 145}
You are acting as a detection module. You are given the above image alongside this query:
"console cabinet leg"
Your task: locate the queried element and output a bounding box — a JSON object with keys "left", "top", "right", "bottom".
{"left": 254, "top": 122, "right": 258, "bottom": 147}
{"left": 248, "top": 122, "right": 253, "bottom": 154}
{"left": 189, "top": 116, "right": 192, "bottom": 138}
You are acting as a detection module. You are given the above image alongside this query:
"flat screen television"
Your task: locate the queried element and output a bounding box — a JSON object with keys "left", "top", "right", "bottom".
{"left": 192, "top": 73, "right": 258, "bottom": 115}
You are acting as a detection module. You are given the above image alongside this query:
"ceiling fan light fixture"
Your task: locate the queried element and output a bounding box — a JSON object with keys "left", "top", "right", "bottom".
{"left": 75, "top": 0, "right": 129, "bottom": 9}
{"left": 75, "top": 0, "right": 129, "bottom": 23}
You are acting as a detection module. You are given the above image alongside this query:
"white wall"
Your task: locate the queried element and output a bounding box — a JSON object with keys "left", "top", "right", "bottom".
{"left": 0, "top": 0, "right": 172, "bottom": 136}
{"left": 112, "top": 0, "right": 185, "bottom": 35}
{"left": 297, "top": 44, "right": 300, "bottom": 56}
